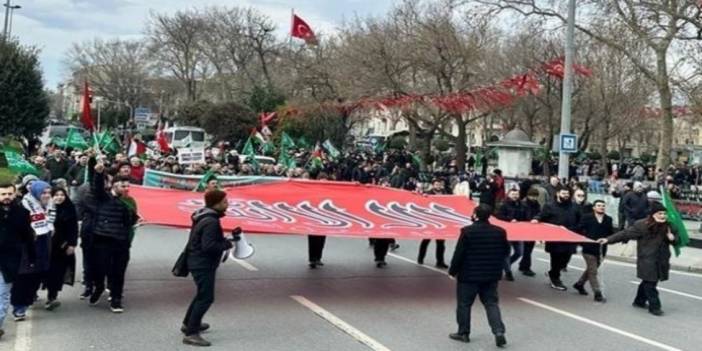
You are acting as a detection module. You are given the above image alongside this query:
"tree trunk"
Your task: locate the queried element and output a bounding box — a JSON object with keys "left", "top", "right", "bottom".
{"left": 454, "top": 115, "right": 467, "bottom": 172}
{"left": 654, "top": 52, "right": 673, "bottom": 178}
{"left": 408, "top": 121, "right": 417, "bottom": 151}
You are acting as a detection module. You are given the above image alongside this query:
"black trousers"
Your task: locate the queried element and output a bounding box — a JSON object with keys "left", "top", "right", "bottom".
{"left": 82, "top": 244, "right": 94, "bottom": 290}
{"left": 11, "top": 273, "right": 43, "bottom": 307}
{"left": 456, "top": 281, "right": 505, "bottom": 336}
{"left": 91, "top": 246, "right": 130, "bottom": 300}
{"left": 373, "top": 238, "right": 391, "bottom": 262}
{"left": 183, "top": 269, "right": 216, "bottom": 335}
{"left": 635, "top": 280, "right": 661, "bottom": 311}
{"left": 518, "top": 241, "right": 535, "bottom": 271}
{"left": 548, "top": 252, "right": 572, "bottom": 282}
{"left": 308, "top": 235, "right": 326, "bottom": 262}
{"left": 418, "top": 239, "right": 446, "bottom": 264}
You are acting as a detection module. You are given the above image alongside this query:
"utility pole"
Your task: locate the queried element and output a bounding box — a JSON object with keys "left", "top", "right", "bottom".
{"left": 2, "top": 0, "right": 11, "bottom": 41}
{"left": 558, "top": 0, "right": 576, "bottom": 181}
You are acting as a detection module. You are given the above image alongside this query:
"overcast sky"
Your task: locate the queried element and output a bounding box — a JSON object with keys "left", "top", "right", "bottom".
{"left": 8, "top": 0, "right": 396, "bottom": 89}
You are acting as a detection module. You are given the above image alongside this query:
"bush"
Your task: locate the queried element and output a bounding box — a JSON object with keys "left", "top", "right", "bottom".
{"left": 176, "top": 100, "right": 257, "bottom": 143}
{"left": 433, "top": 139, "right": 450, "bottom": 152}
{"left": 607, "top": 150, "right": 621, "bottom": 160}
{"left": 387, "top": 135, "right": 407, "bottom": 150}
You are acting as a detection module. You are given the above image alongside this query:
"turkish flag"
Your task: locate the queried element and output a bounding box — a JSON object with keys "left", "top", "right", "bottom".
{"left": 291, "top": 14, "right": 318, "bottom": 45}
{"left": 81, "top": 81, "right": 94, "bottom": 131}
{"left": 156, "top": 121, "right": 171, "bottom": 153}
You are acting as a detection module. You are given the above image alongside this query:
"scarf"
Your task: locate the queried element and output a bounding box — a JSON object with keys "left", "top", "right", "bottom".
{"left": 21, "top": 193, "right": 56, "bottom": 236}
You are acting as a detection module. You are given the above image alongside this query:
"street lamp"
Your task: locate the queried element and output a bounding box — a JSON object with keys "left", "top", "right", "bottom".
{"left": 2, "top": 0, "right": 20, "bottom": 40}
{"left": 7, "top": 4, "right": 20, "bottom": 37}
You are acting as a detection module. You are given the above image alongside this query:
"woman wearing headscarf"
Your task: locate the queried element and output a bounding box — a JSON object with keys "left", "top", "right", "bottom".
{"left": 11, "top": 181, "right": 55, "bottom": 321}
{"left": 598, "top": 202, "right": 678, "bottom": 316}
{"left": 43, "top": 187, "right": 77, "bottom": 310}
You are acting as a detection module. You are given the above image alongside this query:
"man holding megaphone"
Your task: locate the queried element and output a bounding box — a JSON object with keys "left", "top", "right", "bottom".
{"left": 181, "top": 189, "right": 239, "bottom": 347}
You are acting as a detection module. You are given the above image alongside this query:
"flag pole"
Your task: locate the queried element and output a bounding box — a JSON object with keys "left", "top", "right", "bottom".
{"left": 289, "top": 8, "right": 294, "bottom": 48}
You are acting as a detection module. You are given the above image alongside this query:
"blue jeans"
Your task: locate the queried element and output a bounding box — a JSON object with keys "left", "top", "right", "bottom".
{"left": 503, "top": 242, "right": 524, "bottom": 274}
{"left": 0, "top": 274, "right": 11, "bottom": 329}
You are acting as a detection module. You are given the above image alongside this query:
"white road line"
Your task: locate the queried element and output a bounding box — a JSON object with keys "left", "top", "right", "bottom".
{"left": 232, "top": 258, "right": 259, "bottom": 271}
{"left": 535, "top": 258, "right": 585, "bottom": 272}
{"left": 518, "top": 297, "right": 683, "bottom": 351}
{"left": 628, "top": 281, "right": 702, "bottom": 301}
{"left": 290, "top": 295, "right": 392, "bottom": 351}
{"left": 14, "top": 314, "right": 32, "bottom": 351}
{"left": 534, "top": 248, "right": 702, "bottom": 278}
{"left": 387, "top": 253, "right": 448, "bottom": 275}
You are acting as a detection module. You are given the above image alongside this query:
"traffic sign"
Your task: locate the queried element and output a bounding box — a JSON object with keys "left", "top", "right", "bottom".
{"left": 559, "top": 133, "right": 577, "bottom": 153}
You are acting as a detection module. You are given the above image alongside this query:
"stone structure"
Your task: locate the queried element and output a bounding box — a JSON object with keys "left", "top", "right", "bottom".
{"left": 488, "top": 129, "right": 540, "bottom": 178}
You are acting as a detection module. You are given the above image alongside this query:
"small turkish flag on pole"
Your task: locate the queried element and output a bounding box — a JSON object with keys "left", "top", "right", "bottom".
{"left": 291, "top": 13, "right": 318, "bottom": 45}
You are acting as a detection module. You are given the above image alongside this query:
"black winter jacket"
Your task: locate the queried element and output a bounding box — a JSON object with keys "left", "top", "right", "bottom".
{"left": 84, "top": 171, "right": 136, "bottom": 245}
{"left": 578, "top": 213, "right": 614, "bottom": 256}
{"left": 186, "top": 208, "right": 234, "bottom": 271}
{"left": 0, "top": 201, "right": 34, "bottom": 283}
{"left": 535, "top": 200, "right": 581, "bottom": 254}
{"left": 496, "top": 199, "right": 528, "bottom": 222}
{"left": 449, "top": 221, "right": 510, "bottom": 283}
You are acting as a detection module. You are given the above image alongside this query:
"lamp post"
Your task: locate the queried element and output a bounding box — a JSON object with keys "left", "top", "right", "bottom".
{"left": 7, "top": 4, "right": 19, "bottom": 37}
{"left": 557, "top": 0, "right": 576, "bottom": 181}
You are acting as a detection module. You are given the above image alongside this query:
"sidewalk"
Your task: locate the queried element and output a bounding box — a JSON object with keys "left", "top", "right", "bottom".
{"left": 606, "top": 242, "right": 702, "bottom": 274}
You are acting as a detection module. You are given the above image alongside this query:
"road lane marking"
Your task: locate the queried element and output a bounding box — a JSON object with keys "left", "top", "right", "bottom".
{"left": 534, "top": 248, "right": 702, "bottom": 278}
{"left": 628, "top": 281, "right": 702, "bottom": 301}
{"left": 13, "top": 312, "right": 32, "bottom": 351}
{"left": 518, "top": 297, "right": 683, "bottom": 351}
{"left": 536, "top": 258, "right": 585, "bottom": 271}
{"left": 232, "top": 258, "right": 259, "bottom": 271}
{"left": 290, "top": 295, "right": 392, "bottom": 351}
{"left": 387, "top": 253, "right": 448, "bottom": 275}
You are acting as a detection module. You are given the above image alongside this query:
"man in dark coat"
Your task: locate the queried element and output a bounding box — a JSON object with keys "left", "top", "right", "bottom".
{"left": 573, "top": 200, "right": 614, "bottom": 302}
{"left": 622, "top": 182, "right": 649, "bottom": 227}
{"left": 533, "top": 186, "right": 581, "bottom": 291}
{"left": 518, "top": 188, "right": 542, "bottom": 276}
{"left": 46, "top": 150, "right": 70, "bottom": 182}
{"left": 0, "top": 183, "right": 33, "bottom": 339}
{"left": 496, "top": 188, "right": 529, "bottom": 281}
{"left": 181, "top": 190, "right": 235, "bottom": 347}
{"left": 599, "top": 202, "right": 678, "bottom": 316}
{"left": 477, "top": 175, "right": 497, "bottom": 209}
{"left": 448, "top": 204, "right": 510, "bottom": 348}
{"left": 83, "top": 162, "right": 137, "bottom": 313}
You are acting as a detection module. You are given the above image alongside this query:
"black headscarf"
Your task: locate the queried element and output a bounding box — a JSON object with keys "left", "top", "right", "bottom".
{"left": 51, "top": 187, "right": 78, "bottom": 248}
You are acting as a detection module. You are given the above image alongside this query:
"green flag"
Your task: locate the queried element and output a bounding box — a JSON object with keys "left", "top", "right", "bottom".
{"left": 2, "top": 149, "right": 38, "bottom": 175}
{"left": 660, "top": 186, "right": 690, "bottom": 257}
{"left": 297, "top": 136, "right": 310, "bottom": 150}
{"left": 281, "top": 132, "right": 296, "bottom": 149}
{"left": 193, "top": 170, "right": 217, "bottom": 192}
{"left": 411, "top": 153, "right": 422, "bottom": 168}
{"left": 64, "top": 128, "right": 90, "bottom": 150}
{"left": 262, "top": 141, "right": 275, "bottom": 156}
{"left": 322, "top": 139, "right": 340, "bottom": 158}
{"left": 242, "top": 137, "right": 259, "bottom": 170}
{"left": 97, "top": 131, "right": 120, "bottom": 154}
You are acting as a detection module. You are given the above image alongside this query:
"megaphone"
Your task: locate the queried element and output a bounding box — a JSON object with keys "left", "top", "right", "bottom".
{"left": 230, "top": 233, "right": 255, "bottom": 260}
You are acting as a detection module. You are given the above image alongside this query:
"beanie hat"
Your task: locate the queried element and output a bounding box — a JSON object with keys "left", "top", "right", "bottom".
{"left": 204, "top": 189, "right": 227, "bottom": 208}
{"left": 649, "top": 201, "right": 666, "bottom": 216}
{"left": 22, "top": 174, "right": 39, "bottom": 188}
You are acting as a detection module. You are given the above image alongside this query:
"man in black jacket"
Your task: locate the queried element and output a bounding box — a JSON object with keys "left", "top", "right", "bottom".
{"left": 573, "top": 200, "right": 613, "bottom": 302}
{"left": 0, "top": 183, "right": 33, "bottom": 340}
{"left": 448, "top": 204, "right": 510, "bottom": 348}
{"left": 84, "top": 162, "right": 137, "bottom": 313}
{"left": 532, "top": 187, "right": 581, "bottom": 291}
{"left": 622, "top": 182, "right": 649, "bottom": 227}
{"left": 496, "top": 189, "right": 531, "bottom": 281}
{"left": 182, "top": 190, "right": 234, "bottom": 347}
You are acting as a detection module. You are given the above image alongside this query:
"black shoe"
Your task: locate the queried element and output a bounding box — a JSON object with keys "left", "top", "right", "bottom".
{"left": 110, "top": 300, "right": 124, "bottom": 313}
{"left": 316, "top": 261, "right": 324, "bottom": 266}
{"left": 562, "top": 267, "right": 568, "bottom": 272}
{"left": 649, "top": 309, "right": 664, "bottom": 316}
{"left": 594, "top": 292, "right": 606, "bottom": 303}
{"left": 12, "top": 312, "right": 26, "bottom": 321}
{"left": 496, "top": 334, "right": 507, "bottom": 348}
{"left": 45, "top": 300, "right": 61, "bottom": 311}
{"left": 376, "top": 261, "right": 387, "bottom": 268}
{"left": 390, "top": 243, "right": 400, "bottom": 251}
{"left": 181, "top": 323, "right": 210, "bottom": 334}
{"left": 504, "top": 272, "right": 515, "bottom": 281}
{"left": 309, "top": 262, "right": 318, "bottom": 269}
{"left": 183, "top": 334, "right": 211, "bottom": 347}
{"left": 449, "top": 333, "right": 470, "bottom": 343}
{"left": 436, "top": 262, "right": 449, "bottom": 269}
{"left": 417, "top": 259, "right": 424, "bottom": 265}
{"left": 550, "top": 280, "right": 567, "bottom": 291}
{"left": 80, "top": 288, "right": 93, "bottom": 300}
{"left": 573, "top": 283, "right": 588, "bottom": 296}
{"left": 521, "top": 269, "right": 536, "bottom": 277}
{"left": 89, "top": 289, "right": 104, "bottom": 306}
{"left": 632, "top": 301, "right": 648, "bottom": 309}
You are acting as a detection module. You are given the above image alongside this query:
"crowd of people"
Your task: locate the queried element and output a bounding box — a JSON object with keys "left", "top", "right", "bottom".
{"left": 0, "top": 139, "right": 686, "bottom": 348}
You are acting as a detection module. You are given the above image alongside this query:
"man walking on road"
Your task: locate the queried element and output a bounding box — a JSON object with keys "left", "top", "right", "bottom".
{"left": 449, "top": 204, "right": 510, "bottom": 348}
{"left": 532, "top": 187, "right": 581, "bottom": 291}
{"left": 182, "top": 190, "right": 235, "bottom": 347}
{"left": 573, "top": 200, "right": 614, "bottom": 302}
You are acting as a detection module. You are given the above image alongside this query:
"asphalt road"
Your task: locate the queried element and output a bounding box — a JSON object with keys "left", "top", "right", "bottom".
{"left": 2, "top": 225, "right": 701, "bottom": 351}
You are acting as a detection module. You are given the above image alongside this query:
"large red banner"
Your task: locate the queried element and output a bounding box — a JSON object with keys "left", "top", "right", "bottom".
{"left": 131, "top": 180, "right": 588, "bottom": 242}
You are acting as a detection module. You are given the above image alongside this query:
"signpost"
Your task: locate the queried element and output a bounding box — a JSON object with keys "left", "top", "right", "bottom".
{"left": 559, "top": 133, "right": 578, "bottom": 154}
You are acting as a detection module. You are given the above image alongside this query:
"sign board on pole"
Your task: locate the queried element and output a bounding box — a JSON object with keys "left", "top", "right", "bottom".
{"left": 134, "top": 107, "right": 151, "bottom": 123}
{"left": 559, "top": 133, "right": 578, "bottom": 153}
{"left": 177, "top": 147, "right": 206, "bottom": 165}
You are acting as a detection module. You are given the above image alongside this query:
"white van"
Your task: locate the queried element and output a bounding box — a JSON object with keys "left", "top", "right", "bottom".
{"left": 163, "top": 126, "right": 210, "bottom": 149}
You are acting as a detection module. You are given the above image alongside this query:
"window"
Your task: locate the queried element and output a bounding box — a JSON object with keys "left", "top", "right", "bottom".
{"left": 191, "top": 131, "right": 205, "bottom": 142}
{"left": 174, "top": 130, "right": 189, "bottom": 140}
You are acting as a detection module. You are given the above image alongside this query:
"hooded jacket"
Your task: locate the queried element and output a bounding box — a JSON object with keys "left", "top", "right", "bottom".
{"left": 186, "top": 208, "right": 233, "bottom": 271}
